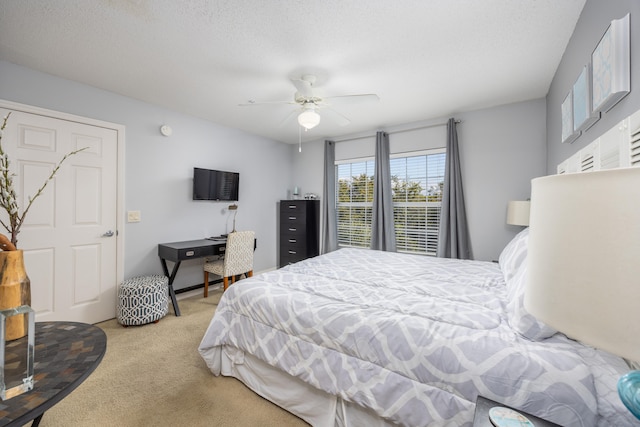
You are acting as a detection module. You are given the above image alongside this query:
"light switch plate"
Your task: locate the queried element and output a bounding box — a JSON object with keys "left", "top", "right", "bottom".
{"left": 127, "top": 211, "right": 141, "bottom": 223}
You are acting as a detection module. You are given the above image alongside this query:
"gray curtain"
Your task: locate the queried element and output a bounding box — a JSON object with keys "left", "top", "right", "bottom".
{"left": 437, "top": 118, "right": 472, "bottom": 259}
{"left": 370, "top": 131, "right": 396, "bottom": 251}
{"left": 321, "top": 140, "right": 338, "bottom": 254}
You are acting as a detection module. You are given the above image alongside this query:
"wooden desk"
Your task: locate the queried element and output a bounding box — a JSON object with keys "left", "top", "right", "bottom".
{"left": 0, "top": 322, "right": 106, "bottom": 427}
{"left": 157, "top": 239, "right": 227, "bottom": 316}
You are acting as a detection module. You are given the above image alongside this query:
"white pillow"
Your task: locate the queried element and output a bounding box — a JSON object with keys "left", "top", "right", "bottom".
{"left": 505, "top": 263, "right": 557, "bottom": 340}
{"left": 499, "top": 228, "right": 557, "bottom": 340}
{"left": 498, "top": 228, "right": 529, "bottom": 282}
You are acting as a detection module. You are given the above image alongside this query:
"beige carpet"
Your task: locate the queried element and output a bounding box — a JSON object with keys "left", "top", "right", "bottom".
{"left": 39, "top": 289, "right": 309, "bottom": 427}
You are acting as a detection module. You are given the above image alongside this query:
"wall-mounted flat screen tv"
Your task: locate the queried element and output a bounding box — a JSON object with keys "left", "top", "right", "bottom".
{"left": 193, "top": 167, "right": 239, "bottom": 201}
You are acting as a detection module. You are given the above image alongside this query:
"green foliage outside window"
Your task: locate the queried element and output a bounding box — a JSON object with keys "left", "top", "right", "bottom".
{"left": 336, "top": 152, "right": 445, "bottom": 255}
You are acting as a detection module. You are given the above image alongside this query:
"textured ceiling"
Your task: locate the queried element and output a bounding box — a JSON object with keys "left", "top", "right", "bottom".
{"left": 0, "top": 0, "right": 586, "bottom": 144}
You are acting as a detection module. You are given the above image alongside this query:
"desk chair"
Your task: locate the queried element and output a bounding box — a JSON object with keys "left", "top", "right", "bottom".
{"left": 203, "top": 230, "right": 255, "bottom": 296}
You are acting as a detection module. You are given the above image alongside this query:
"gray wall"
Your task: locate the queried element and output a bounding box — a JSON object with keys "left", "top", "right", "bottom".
{"left": 546, "top": 0, "right": 640, "bottom": 171}
{"left": 292, "top": 98, "right": 547, "bottom": 262}
{"left": 458, "top": 99, "right": 546, "bottom": 261}
{"left": 0, "top": 60, "right": 293, "bottom": 291}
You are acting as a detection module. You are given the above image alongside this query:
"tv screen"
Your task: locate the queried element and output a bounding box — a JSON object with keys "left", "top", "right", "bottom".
{"left": 193, "top": 168, "right": 239, "bottom": 201}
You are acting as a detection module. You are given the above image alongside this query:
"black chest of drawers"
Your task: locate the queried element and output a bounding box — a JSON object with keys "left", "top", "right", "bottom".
{"left": 279, "top": 199, "right": 320, "bottom": 268}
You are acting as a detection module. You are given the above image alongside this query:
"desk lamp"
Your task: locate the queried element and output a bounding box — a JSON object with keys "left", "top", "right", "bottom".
{"left": 228, "top": 204, "right": 238, "bottom": 233}
{"left": 524, "top": 167, "right": 640, "bottom": 419}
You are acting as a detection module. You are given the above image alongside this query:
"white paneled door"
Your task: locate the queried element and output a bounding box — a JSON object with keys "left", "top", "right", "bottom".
{"left": 0, "top": 108, "right": 119, "bottom": 323}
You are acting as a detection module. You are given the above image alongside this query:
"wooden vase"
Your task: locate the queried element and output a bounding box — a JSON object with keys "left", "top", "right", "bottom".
{"left": 0, "top": 250, "right": 31, "bottom": 341}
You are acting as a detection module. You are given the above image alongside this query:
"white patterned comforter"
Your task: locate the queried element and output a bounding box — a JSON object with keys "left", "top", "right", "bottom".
{"left": 199, "top": 248, "right": 633, "bottom": 426}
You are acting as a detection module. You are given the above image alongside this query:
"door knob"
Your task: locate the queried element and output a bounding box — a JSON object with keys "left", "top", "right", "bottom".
{"left": 102, "top": 230, "right": 115, "bottom": 237}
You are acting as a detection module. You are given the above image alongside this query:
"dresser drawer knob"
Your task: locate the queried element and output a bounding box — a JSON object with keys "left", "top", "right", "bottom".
{"left": 288, "top": 216, "right": 297, "bottom": 220}
{"left": 288, "top": 239, "right": 297, "bottom": 243}
{"left": 288, "top": 250, "right": 297, "bottom": 255}
{"left": 288, "top": 205, "right": 297, "bottom": 209}
{"left": 288, "top": 228, "right": 297, "bottom": 232}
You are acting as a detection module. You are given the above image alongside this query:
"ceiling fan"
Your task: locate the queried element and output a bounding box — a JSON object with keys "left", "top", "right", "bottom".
{"left": 239, "top": 74, "right": 379, "bottom": 131}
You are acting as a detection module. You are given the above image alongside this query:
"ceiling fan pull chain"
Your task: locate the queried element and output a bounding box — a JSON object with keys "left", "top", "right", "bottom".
{"left": 298, "top": 125, "right": 302, "bottom": 152}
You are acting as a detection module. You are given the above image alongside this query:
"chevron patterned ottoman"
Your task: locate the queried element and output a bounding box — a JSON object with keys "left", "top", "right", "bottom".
{"left": 117, "top": 274, "right": 169, "bottom": 326}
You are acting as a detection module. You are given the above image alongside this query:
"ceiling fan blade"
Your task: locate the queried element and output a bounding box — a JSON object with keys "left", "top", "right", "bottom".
{"left": 290, "top": 78, "right": 315, "bottom": 99}
{"left": 278, "top": 109, "right": 300, "bottom": 127}
{"left": 323, "top": 94, "right": 380, "bottom": 105}
{"left": 322, "top": 107, "right": 351, "bottom": 127}
{"left": 238, "top": 100, "right": 295, "bottom": 107}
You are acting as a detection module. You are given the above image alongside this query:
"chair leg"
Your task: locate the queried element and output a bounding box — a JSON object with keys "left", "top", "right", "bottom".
{"left": 223, "top": 276, "right": 229, "bottom": 291}
{"left": 204, "top": 271, "right": 209, "bottom": 298}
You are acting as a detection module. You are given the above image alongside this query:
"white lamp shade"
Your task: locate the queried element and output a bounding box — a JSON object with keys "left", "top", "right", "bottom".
{"left": 525, "top": 167, "right": 640, "bottom": 362}
{"left": 506, "top": 200, "right": 530, "bottom": 226}
{"left": 298, "top": 109, "right": 320, "bottom": 130}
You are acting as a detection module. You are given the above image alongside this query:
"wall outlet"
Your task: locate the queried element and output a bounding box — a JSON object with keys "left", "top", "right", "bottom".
{"left": 127, "top": 210, "right": 141, "bottom": 223}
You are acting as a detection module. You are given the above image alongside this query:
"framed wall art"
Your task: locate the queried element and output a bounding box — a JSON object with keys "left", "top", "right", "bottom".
{"left": 562, "top": 90, "right": 580, "bottom": 144}
{"left": 592, "top": 13, "right": 630, "bottom": 114}
{"left": 573, "top": 65, "right": 600, "bottom": 133}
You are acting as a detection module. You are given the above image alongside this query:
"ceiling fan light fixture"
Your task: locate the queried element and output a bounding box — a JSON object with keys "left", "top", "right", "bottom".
{"left": 298, "top": 109, "right": 320, "bottom": 130}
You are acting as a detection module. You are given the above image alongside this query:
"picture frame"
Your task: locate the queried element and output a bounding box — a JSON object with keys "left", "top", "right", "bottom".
{"left": 573, "top": 65, "right": 599, "bottom": 133}
{"left": 592, "top": 13, "right": 630, "bottom": 114}
{"left": 561, "top": 90, "right": 580, "bottom": 144}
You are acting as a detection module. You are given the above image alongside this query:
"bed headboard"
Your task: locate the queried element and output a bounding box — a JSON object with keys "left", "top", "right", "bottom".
{"left": 557, "top": 108, "right": 640, "bottom": 173}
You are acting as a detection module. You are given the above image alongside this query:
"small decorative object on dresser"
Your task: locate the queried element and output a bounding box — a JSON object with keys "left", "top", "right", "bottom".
{"left": 279, "top": 199, "right": 319, "bottom": 268}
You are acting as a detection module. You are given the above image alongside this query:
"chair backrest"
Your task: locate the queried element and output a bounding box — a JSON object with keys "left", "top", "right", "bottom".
{"left": 223, "top": 231, "right": 255, "bottom": 276}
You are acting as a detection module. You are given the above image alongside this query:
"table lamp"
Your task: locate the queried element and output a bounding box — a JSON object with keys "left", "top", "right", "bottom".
{"left": 524, "top": 167, "right": 640, "bottom": 419}
{"left": 506, "top": 200, "right": 530, "bottom": 226}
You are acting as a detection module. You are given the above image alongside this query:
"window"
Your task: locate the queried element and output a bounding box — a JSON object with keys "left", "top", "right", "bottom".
{"left": 335, "top": 149, "right": 446, "bottom": 255}
{"left": 336, "top": 160, "right": 374, "bottom": 248}
{"left": 390, "top": 151, "right": 446, "bottom": 255}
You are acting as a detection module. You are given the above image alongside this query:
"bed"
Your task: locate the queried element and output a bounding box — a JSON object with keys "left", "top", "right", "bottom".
{"left": 198, "top": 229, "right": 636, "bottom": 426}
